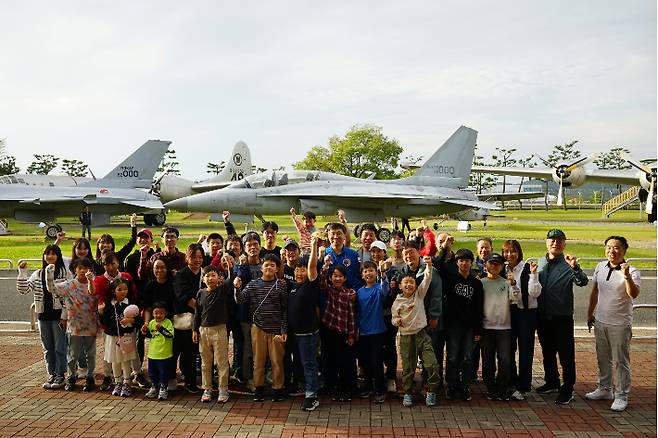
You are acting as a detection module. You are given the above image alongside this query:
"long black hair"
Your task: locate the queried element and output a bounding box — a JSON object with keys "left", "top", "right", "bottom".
{"left": 42, "top": 244, "right": 66, "bottom": 279}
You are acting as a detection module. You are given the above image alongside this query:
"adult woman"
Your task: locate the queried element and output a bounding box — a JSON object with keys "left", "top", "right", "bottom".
{"left": 502, "top": 239, "right": 541, "bottom": 400}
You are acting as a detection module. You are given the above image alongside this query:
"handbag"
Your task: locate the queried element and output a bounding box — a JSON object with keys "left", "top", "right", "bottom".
{"left": 173, "top": 312, "right": 194, "bottom": 330}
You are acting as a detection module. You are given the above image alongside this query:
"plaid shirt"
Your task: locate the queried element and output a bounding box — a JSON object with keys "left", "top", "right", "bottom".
{"left": 320, "top": 280, "right": 356, "bottom": 337}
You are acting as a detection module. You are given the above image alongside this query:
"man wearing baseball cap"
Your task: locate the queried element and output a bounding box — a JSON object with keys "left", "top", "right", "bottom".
{"left": 536, "top": 228, "right": 588, "bottom": 405}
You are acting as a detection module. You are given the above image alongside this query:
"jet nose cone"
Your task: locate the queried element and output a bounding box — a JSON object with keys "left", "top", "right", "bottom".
{"left": 165, "top": 197, "right": 188, "bottom": 211}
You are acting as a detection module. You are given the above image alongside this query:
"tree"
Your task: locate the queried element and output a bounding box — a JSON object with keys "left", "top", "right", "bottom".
{"left": 594, "top": 147, "right": 632, "bottom": 170}
{"left": 294, "top": 124, "right": 404, "bottom": 179}
{"left": 27, "top": 154, "right": 60, "bottom": 175}
{"left": 157, "top": 148, "right": 181, "bottom": 176}
{"left": 0, "top": 156, "right": 19, "bottom": 175}
{"left": 469, "top": 146, "right": 497, "bottom": 194}
{"left": 491, "top": 147, "right": 517, "bottom": 194}
{"left": 545, "top": 140, "right": 580, "bottom": 167}
{"left": 398, "top": 154, "right": 423, "bottom": 178}
{"left": 206, "top": 161, "right": 225, "bottom": 175}
{"left": 61, "top": 159, "right": 89, "bottom": 177}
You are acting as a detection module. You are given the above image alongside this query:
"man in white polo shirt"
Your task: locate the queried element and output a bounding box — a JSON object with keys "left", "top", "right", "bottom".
{"left": 585, "top": 235, "right": 640, "bottom": 412}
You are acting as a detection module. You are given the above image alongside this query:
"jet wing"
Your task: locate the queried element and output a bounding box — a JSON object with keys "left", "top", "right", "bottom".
{"left": 120, "top": 199, "right": 164, "bottom": 209}
{"left": 439, "top": 198, "right": 501, "bottom": 210}
{"left": 191, "top": 181, "right": 233, "bottom": 192}
{"left": 476, "top": 192, "right": 545, "bottom": 202}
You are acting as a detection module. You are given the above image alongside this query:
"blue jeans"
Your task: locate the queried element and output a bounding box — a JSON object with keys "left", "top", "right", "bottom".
{"left": 446, "top": 324, "right": 474, "bottom": 390}
{"left": 68, "top": 335, "right": 96, "bottom": 381}
{"left": 38, "top": 319, "right": 68, "bottom": 376}
{"left": 295, "top": 331, "right": 319, "bottom": 398}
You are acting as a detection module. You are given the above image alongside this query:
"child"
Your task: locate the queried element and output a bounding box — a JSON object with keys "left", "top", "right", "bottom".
{"left": 480, "top": 253, "right": 520, "bottom": 401}
{"left": 99, "top": 278, "right": 139, "bottom": 397}
{"left": 17, "top": 245, "right": 71, "bottom": 390}
{"left": 391, "top": 256, "right": 437, "bottom": 407}
{"left": 290, "top": 207, "right": 316, "bottom": 253}
{"left": 444, "top": 248, "right": 484, "bottom": 401}
{"left": 356, "top": 260, "right": 392, "bottom": 403}
{"left": 288, "top": 236, "right": 321, "bottom": 411}
{"left": 47, "top": 257, "right": 98, "bottom": 392}
{"left": 320, "top": 261, "right": 357, "bottom": 402}
{"left": 141, "top": 301, "right": 174, "bottom": 400}
{"left": 234, "top": 254, "right": 288, "bottom": 402}
{"left": 193, "top": 265, "right": 233, "bottom": 403}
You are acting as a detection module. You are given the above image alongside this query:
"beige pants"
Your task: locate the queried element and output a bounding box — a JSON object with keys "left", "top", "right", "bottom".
{"left": 251, "top": 325, "right": 285, "bottom": 390}
{"left": 199, "top": 324, "right": 229, "bottom": 391}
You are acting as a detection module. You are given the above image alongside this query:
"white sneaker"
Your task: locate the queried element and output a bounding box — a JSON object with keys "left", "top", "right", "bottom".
{"left": 510, "top": 390, "right": 525, "bottom": 400}
{"left": 610, "top": 398, "right": 628, "bottom": 411}
{"left": 585, "top": 387, "right": 614, "bottom": 400}
{"left": 386, "top": 379, "right": 397, "bottom": 393}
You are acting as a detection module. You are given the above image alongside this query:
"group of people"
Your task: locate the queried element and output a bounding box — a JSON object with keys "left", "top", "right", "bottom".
{"left": 16, "top": 208, "right": 641, "bottom": 413}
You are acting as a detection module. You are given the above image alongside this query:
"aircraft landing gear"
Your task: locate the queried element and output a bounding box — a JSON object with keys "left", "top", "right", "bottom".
{"left": 44, "top": 223, "right": 63, "bottom": 240}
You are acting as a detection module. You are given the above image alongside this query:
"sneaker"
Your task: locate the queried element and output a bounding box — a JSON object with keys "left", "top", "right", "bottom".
{"left": 425, "top": 392, "right": 437, "bottom": 407}
{"left": 134, "top": 373, "right": 149, "bottom": 388}
{"left": 158, "top": 386, "right": 168, "bottom": 401}
{"left": 145, "top": 386, "right": 158, "bottom": 399}
{"left": 486, "top": 391, "right": 498, "bottom": 401}
{"left": 253, "top": 386, "right": 265, "bottom": 402}
{"left": 302, "top": 397, "right": 319, "bottom": 411}
{"left": 462, "top": 387, "right": 472, "bottom": 401}
{"left": 555, "top": 391, "right": 574, "bottom": 405}
{"left": 585, "top": 387, "right": 614, "bottom": 400}
{"left": 445, "top": 388, "right": 457, "bottom": 400}
{"left": 341, "top": 392, "right": 352, "bottom": 402}
{"left": 402, "top": 393, "right": 413, "bottom": 407}
{"left": 373, "top": 392, "right": 386, "bottom": 404}
{"left": 245, "top": 379, "right": 256, "bottom": 393}
{"left": 289, "top": 385, "right": 305, "bottom": 397}
{"left": 230, "top": 373, "right": 243, "bottom": 384}
{"left": 43, "top": 375, "right": 55, "bottom": 389}
{"left": 64, "top": 378, "right": 76, "bottom": 391}
{"left": 100, "top": 376, "right": 112, "bottom": 391}
{"left": 536, "top": 383, "right": 560, "bottom": 394}
{"left": 217, "top": 389, "right": 230, "bottom": 403}
{"left": 112, "top": 383, "right": 122, "bottom": 396}
{"left": 167, "top": 378, "right": 178, "bottom": 392}
{"left": 201, "top": 389, "right": 213, "bottom": 403}
{"left": 50, "top": 375, "right": 65, "bottom": 390}
{"left": 77, "top": 367, "right": 87, "bottom": 380}
{"left": 184, "top": 384, "right": 200, "bottom": 394}
{"left": 610, "top": 398, "right": 628, "bottom": 412}
{"left": 83, "top": 378, "right": 95, "bottom": 392}
{"left": 510, "top": 390, "right": 525, "bottom": 401}
{"left": 359, "top": 389, "right": 371, "bottom": 399}
{"left": 120, "top": 384, "right": 132, "bottom": 397}
{"left": 498, "top": 391, "right": 511, "bottom": 401}
{"left": 386, "top": 379, "right": 397, "bottom": 393}
{"left": 272, "top": 389, "right": 285, "bottom": 402}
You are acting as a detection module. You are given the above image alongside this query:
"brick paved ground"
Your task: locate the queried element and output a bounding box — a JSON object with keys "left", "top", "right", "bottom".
{"left": 0, "top": 332, "right": 654, "bottom": 437}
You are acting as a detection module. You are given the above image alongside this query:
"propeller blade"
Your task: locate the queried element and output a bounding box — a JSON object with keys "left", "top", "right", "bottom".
{"left": 620, "top": 151, "right": 652, "bottom": 175}
{"left": 557, "top": 178, "right": 564, "bottom": 206}
{"left": 566, "top": 153, "right": 599, "bottom": 172}
{"left": 645, "top": 176, "right": 655, "bottom": 214}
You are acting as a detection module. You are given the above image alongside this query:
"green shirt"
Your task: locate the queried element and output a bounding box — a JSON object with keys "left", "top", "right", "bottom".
{"left": 147, "top": 318, "right": 174, "bottom": 360}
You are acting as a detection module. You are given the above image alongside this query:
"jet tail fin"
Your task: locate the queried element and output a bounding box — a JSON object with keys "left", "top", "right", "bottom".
{"left": 412, "top": 126, "right": 478, "bottom": 188}
{"left": 192, "top": 141, "right": 253, "bottom": 191}
{"left": 83, "top": 140, "right": 171, "bottom": 189}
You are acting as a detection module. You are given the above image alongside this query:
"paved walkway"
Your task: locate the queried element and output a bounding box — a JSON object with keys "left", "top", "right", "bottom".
{"left": 0, "top": 332, "right": 654, "bottom": 437}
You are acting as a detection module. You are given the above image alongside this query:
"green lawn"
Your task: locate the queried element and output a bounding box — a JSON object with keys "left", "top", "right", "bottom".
{"left": 1, "top": 209, "right": 655, "bottom": 269}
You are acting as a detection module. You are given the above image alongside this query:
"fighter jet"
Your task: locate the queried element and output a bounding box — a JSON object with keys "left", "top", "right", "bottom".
{"left": 166, "top": 126, "right": 541, "bottom": 239}
{"left": 0, "top": 139, "right": 170, "bottom": 237}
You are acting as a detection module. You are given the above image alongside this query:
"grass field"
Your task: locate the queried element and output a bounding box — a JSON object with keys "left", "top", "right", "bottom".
{"left": 0, "top": 208, "right": 655, "bottom": 269}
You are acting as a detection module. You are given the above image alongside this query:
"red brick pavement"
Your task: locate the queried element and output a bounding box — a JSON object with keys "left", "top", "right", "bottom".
{"left": 0, "top": 332, "right": 654, "bottom": 437}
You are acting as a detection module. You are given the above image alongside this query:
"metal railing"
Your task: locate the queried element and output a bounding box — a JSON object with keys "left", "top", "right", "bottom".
{"left": 632, "top": 304, "right": 656, "bottom": 340}
{"left": 0, "top": 259, "right": 13, "bottom": 268}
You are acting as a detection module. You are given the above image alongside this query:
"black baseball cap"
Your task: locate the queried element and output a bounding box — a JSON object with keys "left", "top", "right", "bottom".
{"left": 486, "top": 253, "right": 506, "bottom": 264}
{"left": 546, "top": 228, "right": 567, "bottom": 240}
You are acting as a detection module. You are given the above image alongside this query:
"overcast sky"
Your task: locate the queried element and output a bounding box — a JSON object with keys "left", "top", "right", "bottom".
{"left": 1, "top": 1, "right": 656, "bottom": 180}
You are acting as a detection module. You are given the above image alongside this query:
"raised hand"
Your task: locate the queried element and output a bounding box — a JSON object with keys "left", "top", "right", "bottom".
{"left": 130, "top": 213, "right": 137, "bottom": 228}
{"left": 529, "top": 261, "right": 538, "bottom": 274}
{"left": 233, "top": 277, "right": 242, "bottom": 289}
{"left": 222, "top": 211, "right": 231, "bottom": 223}
{"left": 564, "top": 254, "right": 578, "bottom": 269}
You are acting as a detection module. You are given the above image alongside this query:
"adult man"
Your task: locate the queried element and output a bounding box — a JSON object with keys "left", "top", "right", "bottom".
{"left": 79, "top": 206, "right": 92, "bottom": 239}
{"left": 399, "top": 241, "right": 444, "bottom": 387}
{"left": 138, "top": 227, "right": 187, "bottom": 281}
{"left": 357, "top": 224, "right": 378, "bottom": 267}
{"left": 323, "top": 223, "right": 362, "bottom": 290}
{"left": 585, "top": 236, "right": 640, "bottom": 412}
{"left": 536, "top": 228, "right": 588, "bottom": 405}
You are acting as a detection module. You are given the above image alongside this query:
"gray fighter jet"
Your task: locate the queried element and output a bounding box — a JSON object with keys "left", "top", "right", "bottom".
{"left": 166, "top": 126, "right": 538, "bottom": 236}
{"left": 0, "top": 139, "right": 170, "bottom": 237}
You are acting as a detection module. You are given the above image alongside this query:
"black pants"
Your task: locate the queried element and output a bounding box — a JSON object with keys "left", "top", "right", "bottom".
{"left": 481, "top": 329, "right": 512, "bottom": 394}
{"left": 382, "top": 318, "right": 398, "bottom": 380}
{"left": 323, "top": 328, "right": 356, "bottom": 394}
{"left": 358, "top": 333, "right": 386, "bottom": 393}
{"left": 511, "top": 308, "right": 537, "bottom": 392}
{"left": 173, "top": 328, "right": 198, "bottom": 386}
{"left": 537, "top": 315, "right": 575, "bottom": 393}
{"left": 284, "top": 333, "right": 304, "bottom": 387}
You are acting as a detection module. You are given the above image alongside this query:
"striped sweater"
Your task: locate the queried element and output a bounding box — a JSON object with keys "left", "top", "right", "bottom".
{"left": 235, "top": 278, "right": 288, "bottom": 334}
{"left": 17, "top": 267, "right": 71, "bottom": 317}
